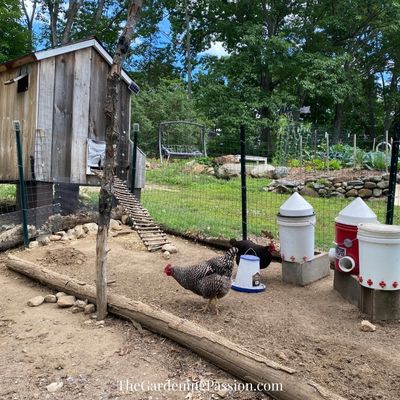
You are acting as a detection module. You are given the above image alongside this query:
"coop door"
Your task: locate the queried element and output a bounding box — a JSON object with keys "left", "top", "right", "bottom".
{"left": 87, "top": 139, "right": 106, "bottom": 175}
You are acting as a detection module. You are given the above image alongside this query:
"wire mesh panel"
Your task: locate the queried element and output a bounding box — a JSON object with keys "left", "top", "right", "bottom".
{"left": 141, "top": 124, "right": 400, "bottom": 251}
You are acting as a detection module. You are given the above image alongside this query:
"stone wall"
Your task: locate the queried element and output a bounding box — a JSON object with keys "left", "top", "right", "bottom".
{"left": 264, "top": 173, "right": 399, "bottom": 200}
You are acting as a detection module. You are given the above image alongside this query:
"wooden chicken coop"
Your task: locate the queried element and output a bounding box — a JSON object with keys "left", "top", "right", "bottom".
{"left": 0, "top": 37, "right": 145, "bottom": 220}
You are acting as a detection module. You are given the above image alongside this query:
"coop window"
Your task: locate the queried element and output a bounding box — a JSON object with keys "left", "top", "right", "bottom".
{"left": 4, "top": 73, "right": 29, "bottom": 92}
{"left": 17, "top": 74, "right": 29, "bottom": 92}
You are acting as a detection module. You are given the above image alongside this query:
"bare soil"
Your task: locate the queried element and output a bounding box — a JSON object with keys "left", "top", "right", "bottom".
{"left": 1, "top": 229, "right": 400, "bottom": 400}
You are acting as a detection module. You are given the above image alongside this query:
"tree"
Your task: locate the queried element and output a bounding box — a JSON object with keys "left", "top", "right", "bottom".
{"left": 96, "top": 0, "right": 143, "bottom": 320}
{"left": 0, "top": 0, "right": 30, "bottom": 62}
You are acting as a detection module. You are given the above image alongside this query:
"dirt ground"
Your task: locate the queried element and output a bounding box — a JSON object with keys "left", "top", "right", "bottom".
{"left": 1, "top": 229, "right": 400, "bottom": 400}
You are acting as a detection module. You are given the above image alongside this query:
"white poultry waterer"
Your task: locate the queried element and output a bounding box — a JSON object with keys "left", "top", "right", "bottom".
{"left": 358, "top": 223, "right": 400, "bottom": 291}
{"left": 277, "top": 192, "right": 315, "bottom": 263}
{"left": 232, "top": 254, "right": 266, "bottom": 293}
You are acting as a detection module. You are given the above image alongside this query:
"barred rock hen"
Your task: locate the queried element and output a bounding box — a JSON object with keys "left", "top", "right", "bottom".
{"left": 164, "top": 247, "right": 238, "bottom": 314}
{"left": 230, "top": 239, "right": 276, "bottom": 269}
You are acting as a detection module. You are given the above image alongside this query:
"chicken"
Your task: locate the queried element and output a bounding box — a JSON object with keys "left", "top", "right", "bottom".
{"left": 229, "top": 239, "right": 276, "bottom": 269}
{"left": 164, "top": 247, "right": 238, "bottom": 314}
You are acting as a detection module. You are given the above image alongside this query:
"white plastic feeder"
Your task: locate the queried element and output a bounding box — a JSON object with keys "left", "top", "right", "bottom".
{"left": 232, "top": 254, "right": 266, "bottom": 293}
{"left": 358, "top": 223, "right": 400, "bottom": 291}
{"left": 277, "top": 192, "right": 315, "bottom": 263}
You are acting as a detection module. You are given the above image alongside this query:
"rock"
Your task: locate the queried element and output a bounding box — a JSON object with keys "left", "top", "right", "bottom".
{"left": 277, "top": 351, "right": 289, "bottom": 362}
{"left": 74, "top": 299, "right": 87, "bottom": 309}
{"left": 382, "top": 173, "right": 390, "bottom": 180}
{"left": 83, "top": 222, "right": 98, "bottom": 234}
{"left": 370, "top": 176, "right": 382, "bottom": 182}
{"left": 46, "top": 382, "right": 63, "bottom": 393}
{"left": 377, "top": 180, "right": 389, "bottom": 189}
{"left": 66, "top": 228, "right": 77, "bottom": 240}
{"left": 276, "top": 179, "right": 301, "bottom": 187}
{"left": 37, "top": 235, "right": 50, "bottom": 246}
{"left": 28, "top": 241, "right": 39, "bottom": 249}
{"left": 57, "top": 295, "right": 76, "bottom": 308}
{"left": 373, "top": 188, "right": 383, "bottom": 197}
{"left": 272, "top": 166, "right": 288, "bottom": 179}
{"left": 74, "top": 225, "right": 86, "bottom": 239}
{"left": 358, "top": 188, "right": 373, "bottom": 198}
{"left": 71, "top": 306, "right": 83, "bottom": 313}
{"left": 217, "top": 388, "right": 230, "bottom": 398}
{"left": 44, "top": 294, "right": 57, "bottom": 303}
{"left": 299, "top": 187, "right": 318, "bottom": 197}
{"left": 216, "top": 163, "right": 241, "bottom": 179}
{"left": 27, "top": 296, "right": 45, "bottom": 307}
{"left": 49, "top": 234, "right": 62, "bottom": 241}
{"left": 275, "top": 185, "right": 292, "bottom": 194}
{"left": 84, "top": 304, "right": 96, "bottom": 314}
{"left": 348, "top": 180, "right": 364, "bottom": 186}
{"left": 56, "top": 292, "right": 67, "bottom": 299}
{"left": 214, "top": 155, "right": 238, "bottom": 165}
{"left": 162, "top": 244, "right": 177, "bottom": 254}
{"left": 364, "top": 182, "right": 377, "bottom": 189}
{"left": 163, "top": 251, "right": 171, "bottom": 260}
{"left": 345, "top": 189, "right": 358, "bottom": 197}
{"left": 360, "top": 320, "right": 376, "bottom": 332}
{"left": 249, "top": 164, "right": 276, "bottom": 178}
{"left": 110, "top": 219, "right": 122, "bottom": 231}
{"left": 311, "top": 183, "right": 325, "bottom": 191}
{"left": 95, "top": 320, "right": 105, "bottom": 327}
{"left": 121, "top": 214, "right": 130, "bottom": 225}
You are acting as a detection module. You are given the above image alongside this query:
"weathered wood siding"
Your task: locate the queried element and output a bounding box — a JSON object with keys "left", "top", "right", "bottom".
{"left": 88, "top": 49, "right": 108, "bottom": 141}
{"left": 51, "top": 52, "right": 75, "bottom": 182}
{"left": 70, "top": 48, "right": 91, "bottom": 183}
{"left": 0, "top": 63, "right": 38, "bottom": 181}
{"left": 35, "top": 58, "right": 55, "bottom": 181}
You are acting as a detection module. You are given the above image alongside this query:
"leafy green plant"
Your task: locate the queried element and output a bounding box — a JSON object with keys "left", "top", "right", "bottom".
{"left": 363, "top": 152, "right": 389, "bottom": 170}
{"left": 288, "top": 159, "right": 301, "bottom": 167}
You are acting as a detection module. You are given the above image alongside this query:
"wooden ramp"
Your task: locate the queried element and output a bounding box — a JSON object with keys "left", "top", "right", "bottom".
{"left": 113, "top": 177, "right": 170, "bottom": 251}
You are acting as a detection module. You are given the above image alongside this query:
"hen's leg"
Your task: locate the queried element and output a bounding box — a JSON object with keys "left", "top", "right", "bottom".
{"left": 202, "top": 299, "right": 211, "bottom": 313}
{"left": 209, "top": 297, "right": 219, "bottom": 315}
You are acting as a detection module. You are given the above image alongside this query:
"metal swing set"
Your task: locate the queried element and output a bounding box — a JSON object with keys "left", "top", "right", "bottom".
{"left": 158, "top": 121, "right": 207, "bottom": 163}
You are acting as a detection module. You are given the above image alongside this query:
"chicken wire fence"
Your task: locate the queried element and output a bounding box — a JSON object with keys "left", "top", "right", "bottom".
{"left": 1, "top": 122, "right": 399, "bottom": 252}
{"left": 140, "top": 123, "right": 400, "bottom": 251}
{"left": 0, "top": 181, "right": 99, "bottom": 238}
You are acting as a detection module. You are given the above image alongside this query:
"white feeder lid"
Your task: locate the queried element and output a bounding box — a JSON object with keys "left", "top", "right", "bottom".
{"left": 335, "top": 197, "right": 377, "bottom": 226}
{"left": 358, "top": 223, "right": 400, "bottom": 239}
{"left": 279, "top": 192, "right": 314, "bottom": 217}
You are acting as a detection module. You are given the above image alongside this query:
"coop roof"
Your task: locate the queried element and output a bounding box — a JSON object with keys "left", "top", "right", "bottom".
{"left": 0, "top": 37, "right": 136, "bottom": 88}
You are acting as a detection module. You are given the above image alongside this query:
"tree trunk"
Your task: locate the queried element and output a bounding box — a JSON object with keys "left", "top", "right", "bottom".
{"left": 333, "top": 103, "right": 344, "bottom": 143}
{"left": 61, "top": 0, "right": 83, "bottom": 44}
{"left": 6, "top": 256, "right": 347, "bottom": 400}
{"left": 93, "top": 0, "right": 106, "bottom": 24}
{"left": 96, "top": 0, "right": 142, "bottom": 320}
{"left": 44, "top": 0, "right": 60, "bottom": 47}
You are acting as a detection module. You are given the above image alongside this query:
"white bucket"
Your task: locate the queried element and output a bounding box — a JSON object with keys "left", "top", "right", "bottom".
{"left": 277, "top": 214, "right": 316, "bottom": 263}
{"left": 358, "top": 223, "right": 400, "bottom": 291}
{"left": 232, "top": 254, "right": 266, "bottom": 293}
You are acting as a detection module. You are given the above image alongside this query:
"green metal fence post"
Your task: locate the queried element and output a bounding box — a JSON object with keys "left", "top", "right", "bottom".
{"left": 131, "top": 123, "right": 139, "bottom": 195}
{"left": 13, "top": 120, "right": 29, "bottom": 247}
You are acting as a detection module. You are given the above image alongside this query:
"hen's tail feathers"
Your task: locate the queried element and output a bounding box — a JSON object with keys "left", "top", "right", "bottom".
{"left": 227, "top": 246, "right": 238, "bottom": 259}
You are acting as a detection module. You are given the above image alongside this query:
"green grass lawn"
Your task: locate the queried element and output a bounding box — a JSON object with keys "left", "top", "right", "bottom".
{"left": 142, "top": 161, "right": 391, "bottom": 250}
{"left": 1, "top": 164, "right": 393, "bottom": 251}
